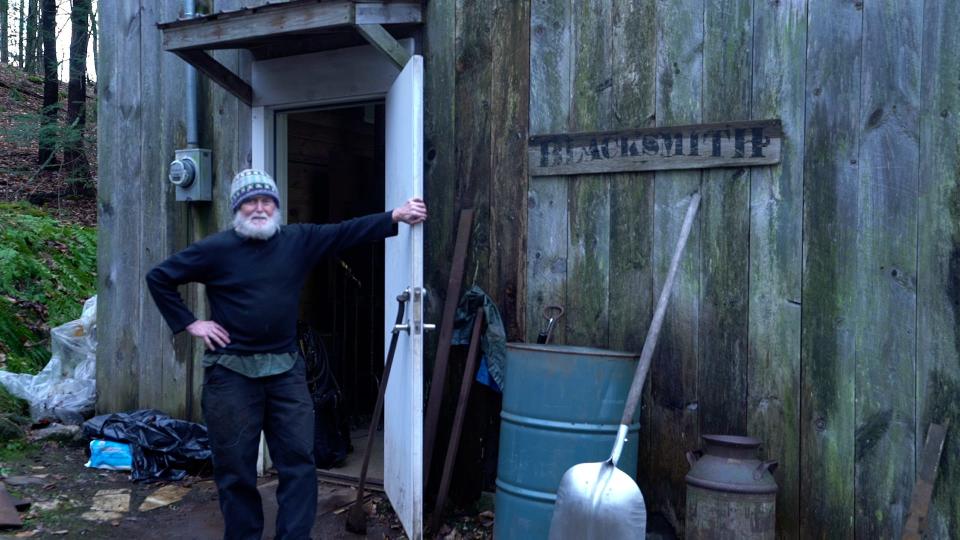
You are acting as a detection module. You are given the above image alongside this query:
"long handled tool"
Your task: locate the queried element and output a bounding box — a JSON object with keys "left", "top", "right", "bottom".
{"left": 345, "top": 291, "right": 409, "bottom": 534}
{"left": 549, "top": 192, "right": 701, "bottom": 540}
{"left": 537, "top": 305, "right": 564, "bottom": 344}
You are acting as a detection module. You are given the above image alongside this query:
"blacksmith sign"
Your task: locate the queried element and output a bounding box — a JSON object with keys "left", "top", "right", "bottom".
{"left": 528, "top": 119, "right": 782, "bottom": 176}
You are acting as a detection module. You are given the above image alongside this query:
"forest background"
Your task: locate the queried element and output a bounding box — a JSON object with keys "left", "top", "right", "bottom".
{"left": 0, "top": 0, "right": 100, "bottom": 443}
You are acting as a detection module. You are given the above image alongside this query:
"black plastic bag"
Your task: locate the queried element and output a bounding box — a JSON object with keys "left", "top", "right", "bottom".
{"left": 82, "top": 409, "right": 212, "bottom": 482}
{"left": 299, "top": 322, "right": 352, "bottom": 469}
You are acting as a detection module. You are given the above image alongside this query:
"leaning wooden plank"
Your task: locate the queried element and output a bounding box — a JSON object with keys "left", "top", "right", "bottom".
{"left": 902, "top": 422, "right": 949, "bottom": 540}
{"left": 423, "top": 209, "right": 474, "bottom": 495}
{"left": 746, "top": 0, "right": 806, "bottom": 536}
{"left": 800, "top": 2, "right": 864, "bottom": 537}
{"left": 427, "top": 308, "right": 484, "bottom": 534}
{"left": 916, "top": 1, "right": 960, "bottom": 537}
{"left": 698, "top": 0, "right": 752, "bottom": 437}
{"left": 650, "top": 0, "right": 703, "bottom": 532}
{"left": 0, "top": 483, "right": 22, "bottom": 528}
{"left": 854, "top": 2, "right": 922, "bottom": 537}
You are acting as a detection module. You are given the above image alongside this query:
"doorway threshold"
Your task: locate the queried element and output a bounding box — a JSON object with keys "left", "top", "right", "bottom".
{"left": 315, "top": 428, "right": 384, "bottom": 492}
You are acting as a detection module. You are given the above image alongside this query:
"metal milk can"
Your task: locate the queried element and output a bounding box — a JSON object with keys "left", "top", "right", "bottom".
{"left": 684, "top": 434, "right": 778, "bottom": 539}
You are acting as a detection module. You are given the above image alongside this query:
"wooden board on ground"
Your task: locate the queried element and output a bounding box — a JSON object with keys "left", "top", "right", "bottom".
{"left": 0, "top": 482, "right": 22, "bottom": 528}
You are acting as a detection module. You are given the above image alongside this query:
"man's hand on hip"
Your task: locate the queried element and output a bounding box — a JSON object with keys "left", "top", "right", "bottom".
{"left": 187, "top": 320, "right": 231, "bottom": 351}
{"left": 392, "top": 197, "right": 428, "bottom": 225}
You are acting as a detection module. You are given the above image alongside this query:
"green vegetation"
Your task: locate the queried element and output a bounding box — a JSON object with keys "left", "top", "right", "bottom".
{"left": 0, "top": 439, "right": 39, "bottom": 463}
{"left": 0, "top": 202, "right": 96, "bottom": 375}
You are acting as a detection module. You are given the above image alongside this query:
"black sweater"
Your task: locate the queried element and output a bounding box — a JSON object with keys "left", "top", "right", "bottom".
{"left": 146, "top": 211, "right": 397, "bottom": 355}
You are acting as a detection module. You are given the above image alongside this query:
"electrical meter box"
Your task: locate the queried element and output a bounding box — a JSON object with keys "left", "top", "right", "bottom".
{"left": 168, "top": 148, "right": 212, "bottom": 201}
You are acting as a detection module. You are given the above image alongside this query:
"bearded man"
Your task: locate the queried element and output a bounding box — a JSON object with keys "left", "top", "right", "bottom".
{"left": 146, "top": 169, "right": 427, "bottom": 540}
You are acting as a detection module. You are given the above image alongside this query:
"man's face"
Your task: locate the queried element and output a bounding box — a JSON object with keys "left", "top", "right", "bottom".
{"left": 239, "top": 195, "right": 276, "bottom": 225}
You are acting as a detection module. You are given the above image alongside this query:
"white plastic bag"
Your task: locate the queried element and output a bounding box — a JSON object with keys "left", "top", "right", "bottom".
{"left": 0, "top": 296, "right": 97, "bottom": 422}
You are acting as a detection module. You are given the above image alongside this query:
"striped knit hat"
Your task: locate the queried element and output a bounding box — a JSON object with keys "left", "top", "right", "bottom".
{"left": 230, "top": 169, "right": 280, "bottom": 212}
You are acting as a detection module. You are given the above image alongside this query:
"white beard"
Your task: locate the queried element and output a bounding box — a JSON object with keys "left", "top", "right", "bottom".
{"left": 233, "top": 210, "right": 281, "bottom": 240}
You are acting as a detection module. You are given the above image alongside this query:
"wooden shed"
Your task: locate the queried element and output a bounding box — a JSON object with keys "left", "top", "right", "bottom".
{"left": 96, "top": 0, "right": 960, "bottom": 537}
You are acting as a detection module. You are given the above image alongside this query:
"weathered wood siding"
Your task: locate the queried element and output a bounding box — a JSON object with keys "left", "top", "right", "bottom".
{"left": 98, "top": 0, "right": 960, "bottom": 537}
{"left": 97, "top": 0, "right": 531, "bottom": 421}
{"left": 527, "top": 0, "right": 960, "bottom": 537}
{"left": 97, "top": 0, "right": 250, "bottom": 422}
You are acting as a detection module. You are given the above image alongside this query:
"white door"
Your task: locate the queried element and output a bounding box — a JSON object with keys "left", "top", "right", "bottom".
{"left": 383, "top": 54, "right": 424, "bottom": 540}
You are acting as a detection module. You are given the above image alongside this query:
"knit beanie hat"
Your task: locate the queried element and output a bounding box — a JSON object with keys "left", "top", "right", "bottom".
{"left": 230, "top": 169, "right": 280, "bottom": 212}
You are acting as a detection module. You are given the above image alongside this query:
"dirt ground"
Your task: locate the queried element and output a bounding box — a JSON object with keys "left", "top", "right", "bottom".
{"left": 0, "top": 438, "right": 493, "bottom": 539}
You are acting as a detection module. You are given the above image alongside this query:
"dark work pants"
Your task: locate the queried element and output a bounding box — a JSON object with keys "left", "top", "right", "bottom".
{"left": 202, "top": 357, "right": 317, "bottom": 540}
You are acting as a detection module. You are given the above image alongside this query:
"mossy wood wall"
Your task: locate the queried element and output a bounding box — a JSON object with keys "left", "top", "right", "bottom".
{"left": 526, "top": 0, "right": 960, "bottom": 538}
{"left": 98, "top": 0, "right": 960, "bottom": 537}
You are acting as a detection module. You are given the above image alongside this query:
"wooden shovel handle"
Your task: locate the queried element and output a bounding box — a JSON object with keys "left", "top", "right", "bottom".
{"left": 620, "top": 192, "right": 701, "bottom": 426}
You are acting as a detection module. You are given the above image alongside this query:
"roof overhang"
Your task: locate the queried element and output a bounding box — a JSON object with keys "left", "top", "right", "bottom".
{"left": 158, "top": 0, "right": 422, "bottom": 106}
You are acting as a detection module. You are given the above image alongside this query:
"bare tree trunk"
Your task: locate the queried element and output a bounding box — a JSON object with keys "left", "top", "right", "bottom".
{"left": 1, "top": 0, "right": 9, "bottom": 65}
{"left": 88, "top": 3, "right": 96, "bottom": 81}
{"left": 37, "top": 0, "right": 57, "bottom": 168}
{"left": 64, "top": 0, "right": 91, "bottom": 180}
{"left": 24, "top": 0, "right": 37, "bottom": 73}
{"left": 17, "top": 0, "right": 24, "bottom": 68}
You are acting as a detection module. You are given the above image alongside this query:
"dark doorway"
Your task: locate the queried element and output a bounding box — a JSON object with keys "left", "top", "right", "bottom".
{"left": 284, "top": 103, "right": 386, "bottom": 486}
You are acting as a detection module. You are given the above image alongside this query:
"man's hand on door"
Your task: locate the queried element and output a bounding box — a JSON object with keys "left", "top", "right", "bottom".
{"left": 392, "top": 198, "right": 428, "bottom": 225}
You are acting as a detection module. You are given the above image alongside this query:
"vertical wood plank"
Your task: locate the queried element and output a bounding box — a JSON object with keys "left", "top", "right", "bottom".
{"left": 854, "top": 1, "right": 922, "bottom": 536}
{"left": 526, "top": 0, "right": 571, "bottom": 344}
{"left": 800, "top": 2, "right": 863, "bottom": 537}
{"left": 650, "top": 0, "right": 703, "bottom": 533}
{"left": 157, "top": 1, "right": 192, "bottom": 419}
{"left": 564, "top": 0, "right": 611, "bottom": 348}
{"left": 699, "top": 0, "right": 752, "bottom": 436}
{"left": 95, "top": 0, "right": 141, "bottom": 414}
{"left": 917, "top": 1, "right": 960, "bottom": 536}
{"left": 424, "top": 0, "right": 456, "bottom": 362}
{"left": 454, "top": 0, "right": 493, "bottom": 294}
{"left": 747, "top": 0, "right": 806, "bottom": 537}
{"left": 139, "top": 0, "right": 165, "bottom": 412}
{"left": 489, "top": 0, "right": 530, "bottom": 341}
{"left": 607, "top": 0, "right": 656, "bottom": 354}
{"left": 605, "top": 0, "right": 657, "bottom": 504}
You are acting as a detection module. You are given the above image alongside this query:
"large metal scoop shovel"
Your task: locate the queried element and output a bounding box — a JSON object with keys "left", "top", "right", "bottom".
{"left": 549, "top": 192, "right": 701, "bottom": 540}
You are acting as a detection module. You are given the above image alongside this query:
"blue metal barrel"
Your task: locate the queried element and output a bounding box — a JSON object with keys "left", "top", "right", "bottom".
{"left": 494, "top": 343, "right": 641, "bottom": 539}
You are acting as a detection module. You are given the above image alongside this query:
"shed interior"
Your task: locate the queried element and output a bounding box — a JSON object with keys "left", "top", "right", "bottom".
{"left": 284, "top": 103, "right": 387, "bottom": 485}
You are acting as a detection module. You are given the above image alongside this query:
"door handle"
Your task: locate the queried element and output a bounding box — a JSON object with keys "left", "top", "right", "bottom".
{"left": 394, "top": 323, "right": 435, "bottom": 333}
{"left": 393, "top": 288, "right": 435, "bottom": 333}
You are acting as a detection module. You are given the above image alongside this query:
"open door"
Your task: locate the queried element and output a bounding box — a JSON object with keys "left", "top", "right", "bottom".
{"left": 383, "top": 55, "right": 424, "bottom": 539}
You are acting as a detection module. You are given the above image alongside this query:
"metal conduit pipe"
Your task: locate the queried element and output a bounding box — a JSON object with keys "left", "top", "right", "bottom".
{"left": 183, "top": 0, "right": 199, "bottom": 148}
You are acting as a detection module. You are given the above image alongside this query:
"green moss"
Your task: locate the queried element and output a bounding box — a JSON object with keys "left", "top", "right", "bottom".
{"left": 0, "top": 439, "right": 38, "bottom": 462}
{"left": 0, "top": 202, "right": 96, "bottom": 374}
